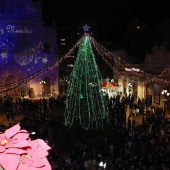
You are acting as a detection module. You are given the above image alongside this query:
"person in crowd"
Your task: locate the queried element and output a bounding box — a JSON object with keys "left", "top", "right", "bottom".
{"left": 6, "top": 111, "right": 10, "bottom": 122}
{"left": 147, "top": 105, "right": 152, "bottom": 116}
{"left": 1, "top": 94, "right": 170, "bottom": 169}
{"left": 135, "top": 106, "right": 139, "bottom": 116}
{"left": 132, "top": 106, "right": 136, "bottom": 118}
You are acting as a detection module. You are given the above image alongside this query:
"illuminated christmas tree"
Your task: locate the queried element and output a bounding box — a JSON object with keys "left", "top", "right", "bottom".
{"left": 64, "top": 34, "right": 108, "bottom": 130}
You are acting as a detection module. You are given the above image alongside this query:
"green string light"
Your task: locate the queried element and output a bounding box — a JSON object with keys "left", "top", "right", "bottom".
{"left": 64, "top": 35, "right": 109, "bottom": 130}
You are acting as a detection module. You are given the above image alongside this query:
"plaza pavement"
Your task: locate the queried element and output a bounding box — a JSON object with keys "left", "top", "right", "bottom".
{"left": 0, "top": 112, "right": 24, "bottom": 128}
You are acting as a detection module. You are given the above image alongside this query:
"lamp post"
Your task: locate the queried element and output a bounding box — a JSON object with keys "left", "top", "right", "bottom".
{"left": 128, "top": 82, "right": 133, "bottom": 96}
{"left": 128, "top": 82, "right": 133, "bottom": 111}
{"left": 27, "top": 68, "right": 31, "bottom": 97}
{"left": 40, "top": 80, "right": 46, "bottom": 98}
{"left": 161, "top": 90, "right": 169, "bottom": 117}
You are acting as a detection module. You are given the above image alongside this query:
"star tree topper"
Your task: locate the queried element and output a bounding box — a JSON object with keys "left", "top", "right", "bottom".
{"left": 83, "top": 24, "right": 90, "bottom": 32}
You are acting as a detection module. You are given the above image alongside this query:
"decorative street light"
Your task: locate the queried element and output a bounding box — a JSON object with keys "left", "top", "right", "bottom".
{"left": 128, "top": 82, "right": 133, "bottom": 96}
{"left": 127, "top": 82, "right": 133, "bottom": 109}
{"left": 161, "top": 89, "right": 170, "bottom": 117}
{"left": 40, "top": 80, "right": 46, "bottom": 97}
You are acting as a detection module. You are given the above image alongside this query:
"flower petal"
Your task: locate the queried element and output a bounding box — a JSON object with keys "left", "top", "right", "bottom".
{"left": 5, "top": 148, "right": 27, "bottom": 154}
{"left": 6, "top": 139, "right": 31, "bottom": 148}
{"left": 32, "top": 157, "right": 45, "bottom": 167}
{"left": 5, "top": 123, "right": 20, "bottom": 139}
{"left": 17, "top": 164, "right": 30, "bottom": 170}
{"left": 32, "top": 139, "right": 51, "bottom": 150}
{"left": 40, "top": 157, "right": 52, "bottom": 170}
{"left": 0, "top": 153, "right": 20, "bottom": 170}
{"left": 37, "top": 148, "right": 48, "bottom": 158}
{"left": 0, "top": 133, "right": 5, "bottom": 140}
{"left": 0, "top": 145, "right": 5, "bottom": 153}
{"left": 12, "top": 130, "right": 30, "bottom": 140}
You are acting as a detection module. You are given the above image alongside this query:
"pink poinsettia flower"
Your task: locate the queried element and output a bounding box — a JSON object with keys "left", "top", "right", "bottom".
{"left": 0, "top": 124, "right": 20, "bottom": 153}
{"left": 0, "top": 153, "right": 21, "bottom": 170}
{"left": 0, "top": 123, "right": 31, "bottom": 170}
{"left": 12, "top": 129, "right": 30, "bottom": 140}
{"left": 0, "top": 124, "right": 52, "bottom": 170}
{"left": 18, "top": 139, "right": 52, "bottom": 170}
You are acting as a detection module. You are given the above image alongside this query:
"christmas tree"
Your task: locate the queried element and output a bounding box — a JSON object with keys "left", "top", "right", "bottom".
{"left": 64, "top": 34, "right": 108, "bottom": 130}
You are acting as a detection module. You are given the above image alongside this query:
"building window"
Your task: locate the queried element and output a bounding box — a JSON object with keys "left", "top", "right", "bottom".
{"left": 43, "top": 42, "right": 50, "bottom": 53}
{"left": 0, "top": 1, "right": 5, "bottom": 14}
{"left": 6, "top": 2, "right": 13, "bottom": 14}
{"left": 14, "top": 3, "right": 21, "bottom": 16}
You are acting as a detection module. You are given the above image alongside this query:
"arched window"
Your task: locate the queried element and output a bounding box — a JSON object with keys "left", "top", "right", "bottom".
{"left": 5, "top": 75, "right": 18, "bottom": 97}
{"left": 43, "top": 42, "right": 50, "bottom": 53}
{"left": 0, "top": 1, "right": 5, "bottom": 14}
{"left": 14, "top": 3, "right": 21, "bottom": 16}
{"left": 43, "top": 76, "right": 51, "bottom": 95}
{"left": 6, "top": 2, "right": 13, "bottom": 14}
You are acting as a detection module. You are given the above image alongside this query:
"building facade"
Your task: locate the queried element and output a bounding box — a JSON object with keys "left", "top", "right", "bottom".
{"left": 0, "top": 0, "right": 59, "bottom": 98}
{"left": 117, "top": 43, "right": 170, "bottom": 110}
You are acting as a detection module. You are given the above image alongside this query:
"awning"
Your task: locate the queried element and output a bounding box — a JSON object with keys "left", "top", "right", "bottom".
{"left": 101, "top": 82, "right": 120, "bottom": 88}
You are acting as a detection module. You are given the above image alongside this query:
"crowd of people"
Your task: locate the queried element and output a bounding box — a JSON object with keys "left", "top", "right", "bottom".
{"left": 0, "top": 94, "right": 170, "bottom": 169}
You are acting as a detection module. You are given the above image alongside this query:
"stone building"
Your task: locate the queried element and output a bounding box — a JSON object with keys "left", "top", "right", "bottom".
{"left": 117, "top": 43, "right": 170, "bottom": 110}
{"left": 0, "top": 0, "right": 59, "bottom": 98}
{"left": 143, "top": 43, "right": 170, "bottom": 109}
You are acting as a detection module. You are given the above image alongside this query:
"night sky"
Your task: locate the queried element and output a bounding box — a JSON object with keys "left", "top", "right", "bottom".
{"left": 41, "top": 0, "right": 170, "bottom": 63}
{"left": 42, "top": 0, "right": 170, "bottom": 39}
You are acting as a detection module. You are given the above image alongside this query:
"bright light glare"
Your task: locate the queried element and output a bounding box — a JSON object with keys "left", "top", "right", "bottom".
{"left": 99, "top": 162, "right": 107, "bottom": 168}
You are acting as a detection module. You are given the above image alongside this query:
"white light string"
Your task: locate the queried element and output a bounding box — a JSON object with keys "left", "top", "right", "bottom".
{"left": 1, "top": 33, "right": 170, "bottom": 94}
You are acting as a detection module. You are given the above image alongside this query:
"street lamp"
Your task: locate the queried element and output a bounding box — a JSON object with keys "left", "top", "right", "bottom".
{"left": 40, "top": 80, "right": 46, "bottom": 97}
{"left": 128, "top": 82, "right": 133, "bottom": 96}
{"left": 127, "top": 82, "right": 133, "bottom": 109}
{"left": 161, "top": 89, "right": 169, "bottom": 117}
{"left": 27, "top": 68, "right": 31, "bottom": 97}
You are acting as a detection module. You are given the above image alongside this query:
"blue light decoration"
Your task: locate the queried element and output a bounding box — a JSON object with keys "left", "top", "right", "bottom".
{"left": 4, "top": 33, "right": 16, "bottom": 47}
{"left": 83, "top": 24, "right": 90, "bottom": 32}
{"left": 0, "top": 0, "right": 58, "bottom": 95}
{"left": 0, "top": 45, "right": 9, "bottom": 70}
